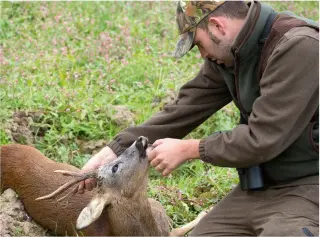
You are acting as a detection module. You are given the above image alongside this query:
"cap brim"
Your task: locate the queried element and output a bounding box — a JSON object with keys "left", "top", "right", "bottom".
{"left": 173, "top": 31, "right": 195, "bottom": 58}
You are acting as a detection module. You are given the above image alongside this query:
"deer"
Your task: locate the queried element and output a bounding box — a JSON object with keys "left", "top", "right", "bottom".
{"left": 1, "top": 136, "right": 207, "bottom": 236}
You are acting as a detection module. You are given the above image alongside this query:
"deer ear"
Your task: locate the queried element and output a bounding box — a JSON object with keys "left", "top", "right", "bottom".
{"left": 76, "top": 195, "right": 109, "bottom": 230}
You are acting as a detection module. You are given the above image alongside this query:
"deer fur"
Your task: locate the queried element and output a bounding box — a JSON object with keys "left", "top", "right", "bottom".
{"left": 1, "top": 137, "right": 206, "bottom": 236}
{"left": 1, "top": 144, "right": 110, "bottom": 236}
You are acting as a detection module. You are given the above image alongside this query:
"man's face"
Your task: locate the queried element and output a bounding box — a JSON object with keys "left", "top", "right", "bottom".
{"left": 193, "top": 26, "right": 234, "bottom": 67}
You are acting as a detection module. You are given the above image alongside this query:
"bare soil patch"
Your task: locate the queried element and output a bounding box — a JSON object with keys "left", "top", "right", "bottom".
{"left": 0, "top": 189, "right": 47, "bottom": 236}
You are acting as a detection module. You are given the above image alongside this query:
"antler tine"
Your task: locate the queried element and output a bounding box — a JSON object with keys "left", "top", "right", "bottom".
{"left": 35, "top": 170, "right": 98, "bottom": 201}
{"left": 54, "top": 170, "right": 85, "bottom": 177}
{"left": 57, "top": 186, "right": 79, "bottom": 203}
{"left": 35, "top": 177, "right": 85, "bottom": 201}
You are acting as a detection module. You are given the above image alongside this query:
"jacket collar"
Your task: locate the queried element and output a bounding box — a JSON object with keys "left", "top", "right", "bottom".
{"left": 231, "top": 1, "right": 274, "bottom": 60}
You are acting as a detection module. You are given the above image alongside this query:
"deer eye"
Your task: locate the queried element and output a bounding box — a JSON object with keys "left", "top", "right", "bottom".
{"left": 112, "top": 164, "right": 119, "bottom": 173}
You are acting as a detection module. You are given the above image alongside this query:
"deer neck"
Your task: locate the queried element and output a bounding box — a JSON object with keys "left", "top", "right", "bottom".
{"left": 106, "top": 180, "right": 164, "bottom": 235}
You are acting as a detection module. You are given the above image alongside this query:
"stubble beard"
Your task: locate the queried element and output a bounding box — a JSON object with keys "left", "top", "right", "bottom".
{"left": 208, "top": 31, "right": 234, "bottom": 65}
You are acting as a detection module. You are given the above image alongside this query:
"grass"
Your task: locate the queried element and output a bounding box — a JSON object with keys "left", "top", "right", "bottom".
{"left": 1, "top": 0, "right": 318, "bottom": 230}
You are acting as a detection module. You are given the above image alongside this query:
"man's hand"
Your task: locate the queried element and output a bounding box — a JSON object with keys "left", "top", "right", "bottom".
{"left": 78, "top": 146, "right": 117, "bottom": 194}
{"left": 148, "top": 138, "right": 200, "bottom": 176}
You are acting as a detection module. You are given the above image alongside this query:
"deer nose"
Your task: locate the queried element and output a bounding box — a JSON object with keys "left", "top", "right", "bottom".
{"left": 136, "top": 137, "right": 148, "bottom": 160}
{"left": 137, "top": 136, "right": 148, "bottom": 150}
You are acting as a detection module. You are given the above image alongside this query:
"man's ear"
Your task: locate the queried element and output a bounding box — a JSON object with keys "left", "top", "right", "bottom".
{"left": 208, "top": 17, "right": 226, "bottom": 36}
{"left": 76, "top": 195, "right": 109, "bottom": 230}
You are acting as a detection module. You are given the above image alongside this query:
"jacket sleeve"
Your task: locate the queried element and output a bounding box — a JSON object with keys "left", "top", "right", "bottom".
{"left": 199, "top": 32, "right": 319, "bottom": 168}
{"left": 108, "top": 60, "right": 232, "bottom": 156}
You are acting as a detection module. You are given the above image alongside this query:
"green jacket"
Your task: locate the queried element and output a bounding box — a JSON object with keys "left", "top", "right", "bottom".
{"left": 108, "top": 2, "right": 319, "bottom": 185}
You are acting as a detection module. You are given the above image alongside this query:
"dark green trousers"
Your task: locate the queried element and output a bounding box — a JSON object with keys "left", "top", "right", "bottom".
{"left": 190, "top": 176, "right": 319, "bottom": 236}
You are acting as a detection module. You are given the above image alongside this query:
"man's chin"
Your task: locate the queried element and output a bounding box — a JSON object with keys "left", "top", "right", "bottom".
{"left": 207, "top": 58, "right": 234, "bottom": 68}
{"left": 216, "top": 60, "right": 234, "bottom": 68}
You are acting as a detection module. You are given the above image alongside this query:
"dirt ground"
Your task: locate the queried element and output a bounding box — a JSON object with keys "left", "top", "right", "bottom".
{"left": 0, "top": 189, "right": 48, "bottom": 236}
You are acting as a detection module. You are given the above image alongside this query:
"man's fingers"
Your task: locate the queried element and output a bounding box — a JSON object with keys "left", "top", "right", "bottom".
{"left": 77, "top": 181, "right": 85, "bottom": 194}
{"left": 152, "top": 139, "right": 164, "bottom": 147}
{"left": 77, "top": 178, "right": 98, "bottom": 193}
{"left": 150, "top": 158, "right": 161, "bottom": 167}
{"left": 84, "top": 178, "right": 97, "bottom": 191}
{"left": 162, "top": 168, "right": 172, "bottom": 176}
{"left": 148, "top": 149, "right": 157, "bottom": 161}
{"left": 86, "top": 181, "right": 93, "bottom": 191}
{"left": 146, "top": 146, "right": 154, "bottom": 156}
{"left": 155, "top": 164, "right": 165, "bottom": 172}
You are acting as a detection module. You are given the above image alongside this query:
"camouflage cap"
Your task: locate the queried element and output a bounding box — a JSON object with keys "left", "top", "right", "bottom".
{"left": 173, "top": 1, "right": 225, "bottom": 58}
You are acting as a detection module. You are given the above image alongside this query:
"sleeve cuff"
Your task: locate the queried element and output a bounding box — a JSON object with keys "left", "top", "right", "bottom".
{"left": 199, "top": 131, "right": 222, "bottom": 164}
{"left": 107, "top": 140, "right": 127, "bottom": 156}
{"left": 199, "top": 138, "right": 207, "bottom": 162}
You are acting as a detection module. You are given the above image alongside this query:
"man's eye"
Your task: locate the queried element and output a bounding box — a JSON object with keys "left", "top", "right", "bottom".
{"left": 112, "top": 164, "right": 119, "bottom": 173}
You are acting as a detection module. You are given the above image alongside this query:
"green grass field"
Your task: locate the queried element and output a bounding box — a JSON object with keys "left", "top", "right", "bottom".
{"left": 1, "top": 1, "right": 318, "bottom": 229}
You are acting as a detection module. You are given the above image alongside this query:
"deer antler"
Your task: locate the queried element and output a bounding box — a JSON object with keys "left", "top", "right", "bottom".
{"left": 36, "top": 169, "right": 98, "bottom": 201}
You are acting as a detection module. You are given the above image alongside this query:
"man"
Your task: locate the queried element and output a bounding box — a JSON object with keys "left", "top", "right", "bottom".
{"left": 79, "top": 1, "right": 319, "bottom": 236}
